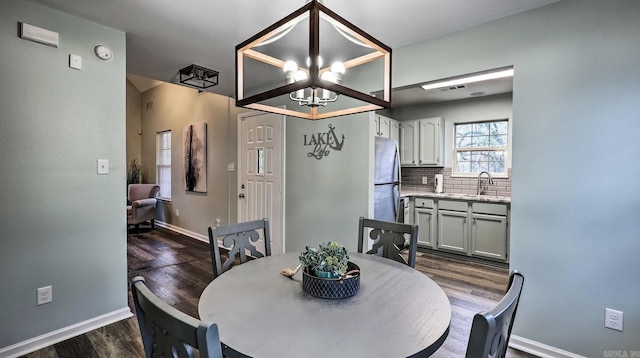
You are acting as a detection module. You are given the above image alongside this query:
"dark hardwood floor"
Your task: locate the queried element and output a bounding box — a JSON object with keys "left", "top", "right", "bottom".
{"left": 21, "top": 227, "right": 537, "bottom": 358}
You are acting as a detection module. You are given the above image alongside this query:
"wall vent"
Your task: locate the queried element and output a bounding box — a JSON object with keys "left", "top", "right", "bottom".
{"left": 146, "top": 101, "right": 154, "bottom": 110}
{"left": 20, "top": 22, "right": 59, "bottom": 47}
{"left": 439, "top": 84, "right": 467, "bottom": 92}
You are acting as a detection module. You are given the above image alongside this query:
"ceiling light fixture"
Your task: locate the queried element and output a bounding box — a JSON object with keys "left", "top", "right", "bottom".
{"left": 179, "top": 64, "right": 219, "bottom": 90}
{"left": 421, "top": 67, "right": 514, "bottom": 91}
{"left": 235, "top": 0, "right": 392, "bottom": 120}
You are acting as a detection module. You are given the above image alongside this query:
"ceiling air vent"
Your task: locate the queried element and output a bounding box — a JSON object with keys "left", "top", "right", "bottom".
{"left": 439, "top": 84, "right": 467, "bottom": 92}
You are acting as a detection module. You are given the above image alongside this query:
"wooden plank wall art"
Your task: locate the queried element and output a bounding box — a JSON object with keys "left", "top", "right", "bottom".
{"left": 183, "top": 122, "right": 207, "bottom": 192}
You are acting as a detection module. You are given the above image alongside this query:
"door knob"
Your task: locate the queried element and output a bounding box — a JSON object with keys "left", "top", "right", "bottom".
{"left": 239, "top": 193, "right": 245, "bottom": 199}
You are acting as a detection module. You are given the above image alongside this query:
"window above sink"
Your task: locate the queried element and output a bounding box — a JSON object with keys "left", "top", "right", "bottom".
{"left": 453, "top": 119, "right": 509, "bottom": 177}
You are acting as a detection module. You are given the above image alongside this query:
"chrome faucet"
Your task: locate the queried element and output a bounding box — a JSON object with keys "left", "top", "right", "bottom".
{"left": 477, "top": 171, "right": 494, "bottom": 195}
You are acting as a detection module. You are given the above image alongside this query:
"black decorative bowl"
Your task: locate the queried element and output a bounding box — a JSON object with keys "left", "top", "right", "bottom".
{"left": 302, "top": 261, "right": 360, "bottom": 299}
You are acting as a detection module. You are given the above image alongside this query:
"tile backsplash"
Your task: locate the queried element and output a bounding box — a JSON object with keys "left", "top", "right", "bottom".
{"left": 401, "top": 167, "right": 511, "bottom": 197}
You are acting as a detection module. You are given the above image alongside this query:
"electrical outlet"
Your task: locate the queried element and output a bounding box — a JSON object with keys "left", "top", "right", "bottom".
{"left": 605, "top": 308, "right": 623, "bottom": 331}
{"left": 215, "top": 219, "right": 221, "bottom": 227}
{"left": 175, "top": 209, "right": 179, "bottom": 216}
{"left": 422, "top": 176, "right": 429, "bottom": 184}
{"left": 37, "top": 286, "right": 52, "bottom": 305}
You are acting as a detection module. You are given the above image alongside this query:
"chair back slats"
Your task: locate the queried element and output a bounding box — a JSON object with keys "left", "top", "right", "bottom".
{"left": 357, "top": 217, "right": 419, "bottom": 268}
{"left": 367, "top": 228, "right": 407, "bottom": 264}
{"left": 131, "top": 276, "right": 223, "bottom": 358}
{"left": 465, "top": 271, "right": 525, "bottom": 358}
{"left": 208, "top": 218, "right": 271, "bottom": 278}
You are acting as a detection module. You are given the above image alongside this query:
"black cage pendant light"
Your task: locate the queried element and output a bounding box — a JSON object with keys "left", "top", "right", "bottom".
{"left": 179, "top": 64, "right": 219, "bottom": 89}
{"left": 235, "top": 0, "right": 391, "bottom": 120}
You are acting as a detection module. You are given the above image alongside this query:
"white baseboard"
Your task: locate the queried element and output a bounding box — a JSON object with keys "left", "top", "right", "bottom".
{"left": 510, "top": 335, "right": 586, "bottom": 358}
{"left": 156, "top": 221, "right": 208, "bottom": 243}
{"left": 0, "top": 307, "right": 132, "bottom": 358}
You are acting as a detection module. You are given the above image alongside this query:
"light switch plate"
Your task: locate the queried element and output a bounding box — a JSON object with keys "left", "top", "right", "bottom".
{"left": 97, "top": 159, "right": 109, "bottom": 174}
{"left": 227, "top": 163, "right": 235, "bottom": 172}
{"left": 69, "top": 54, "right": 82, "bottom": 70}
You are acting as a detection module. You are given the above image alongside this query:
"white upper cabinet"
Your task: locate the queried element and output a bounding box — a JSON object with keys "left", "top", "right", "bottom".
{"left": 389, "top": 118, "right": 400, "bottom": 144}
{"left": 400, "top": 117, "right": 444, "bottom": 166}
{"left": 399, "top": 121, "right": 418, "bottom": 165}
{"left": 374, "top": 114, "right": 400, "bottom": 143}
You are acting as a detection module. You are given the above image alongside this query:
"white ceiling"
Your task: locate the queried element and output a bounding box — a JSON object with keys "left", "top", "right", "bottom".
{"left": 29, "top": 0, "right": 559, "bottom": 103}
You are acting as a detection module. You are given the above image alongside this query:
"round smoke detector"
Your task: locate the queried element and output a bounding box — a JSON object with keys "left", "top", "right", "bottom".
{"left": 93, "top": 44, "right": 113, "bottom": 61}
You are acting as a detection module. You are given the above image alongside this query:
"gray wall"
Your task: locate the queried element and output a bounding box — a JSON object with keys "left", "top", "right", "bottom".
{"left": 137, "top": 82, "right": 251, "bottom": 235}
{"left": 132, "top": 81, "right": 374, "bottom": 252}
{"left": 0, "top": 0, "right": 127, "bottom": 348}
{"left": 126, "top": 79, "right": 142, "bottom": 168}
{"left": 392, "top": 0, "right": 639, "bottom": 355}
{"left": 284, "top": 113, "right": 373, "bottom": 252}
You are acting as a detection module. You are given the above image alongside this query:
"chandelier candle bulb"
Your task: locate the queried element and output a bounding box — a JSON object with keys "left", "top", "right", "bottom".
{"left": 283, "top": 61, "right": 299, "bottom": 83}
{"left": 330, "top": 62, "right": 346, "bottom": 80}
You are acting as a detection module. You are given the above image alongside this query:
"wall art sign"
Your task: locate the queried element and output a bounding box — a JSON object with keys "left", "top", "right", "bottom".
{"left": 303, "top": 124, "right": 345, "bottom": 160}
{"left": 183, "top": 122, "right": 207, "bottom": 192}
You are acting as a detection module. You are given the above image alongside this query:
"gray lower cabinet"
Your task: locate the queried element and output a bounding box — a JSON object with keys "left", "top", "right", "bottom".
{"left": 414, "top": 198, "right": 436, "bottom": 248}
{"left": 437, "top": 209, "right": 468, "bottom": 253}
{"left": 470, "top": 213, "right": 508, "bottom": 260}
{"left": 407, "top": 197, "right": 510, "bottom": 262}
{"left": 403, "top": 200, "right": 411, "bottom": 225}
{"left": 470, "top": 202, "right": 509, "bottom": 261}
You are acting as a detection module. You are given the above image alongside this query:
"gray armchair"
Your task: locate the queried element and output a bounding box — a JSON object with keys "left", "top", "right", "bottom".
{"left": 127, "top": 184, "right": 160, "bottom": 233}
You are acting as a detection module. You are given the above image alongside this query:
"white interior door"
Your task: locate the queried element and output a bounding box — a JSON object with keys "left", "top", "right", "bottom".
{"left": 238, "top": 112, "right": 285, "bottom": 254}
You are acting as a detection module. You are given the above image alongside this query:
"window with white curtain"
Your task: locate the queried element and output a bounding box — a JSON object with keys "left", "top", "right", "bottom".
{"left": 156, "top": 131, "right": 171, "bottom": 200}
{"left": 453, "top": 119, "right": 508, "bottom": 176}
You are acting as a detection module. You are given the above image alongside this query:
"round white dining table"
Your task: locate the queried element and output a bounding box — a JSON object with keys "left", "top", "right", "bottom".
{"left": 198, "top": 251, "right": 451, "bottom": 358}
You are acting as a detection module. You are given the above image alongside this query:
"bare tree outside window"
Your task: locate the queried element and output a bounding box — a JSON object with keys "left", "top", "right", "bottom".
{"left": 454, "top": 120, "right": 508, "bottom": 175}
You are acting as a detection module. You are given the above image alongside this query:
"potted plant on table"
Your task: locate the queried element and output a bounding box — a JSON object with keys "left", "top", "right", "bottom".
{"left": 299, "top": 241, "right": 349, "bottom": 279}
{"left": 298, "top": 241, "right": 360, "bottom": 299}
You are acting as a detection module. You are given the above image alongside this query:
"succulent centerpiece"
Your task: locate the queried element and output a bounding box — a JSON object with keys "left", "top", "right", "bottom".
{"left": 298, "top": 241, "right": 360, "bottom": 299}
{"left": 299, "top": 241, "right": 349, "bottom": 279}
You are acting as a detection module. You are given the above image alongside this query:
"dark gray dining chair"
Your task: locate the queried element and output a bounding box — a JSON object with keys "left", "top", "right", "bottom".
{"left": 131, "top": 276, "right": 223, "bottom": 358}
{"left": 208, "top": 218, "right": 271, "bottom": 278}
{"left": 465, "top": 270, "right": 525, "bottom": 358}
{"left": 357, "top": 216, "right": 419, "bottom": 268}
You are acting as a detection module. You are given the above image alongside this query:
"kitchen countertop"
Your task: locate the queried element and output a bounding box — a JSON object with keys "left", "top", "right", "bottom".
{"left": 401, "top": 190, "right": 511, "bottom": 204}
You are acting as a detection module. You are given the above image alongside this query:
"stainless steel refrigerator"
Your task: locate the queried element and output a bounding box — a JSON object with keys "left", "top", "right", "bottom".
{"left": 374, "top": 136, "right": 401, "bottom": 222}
